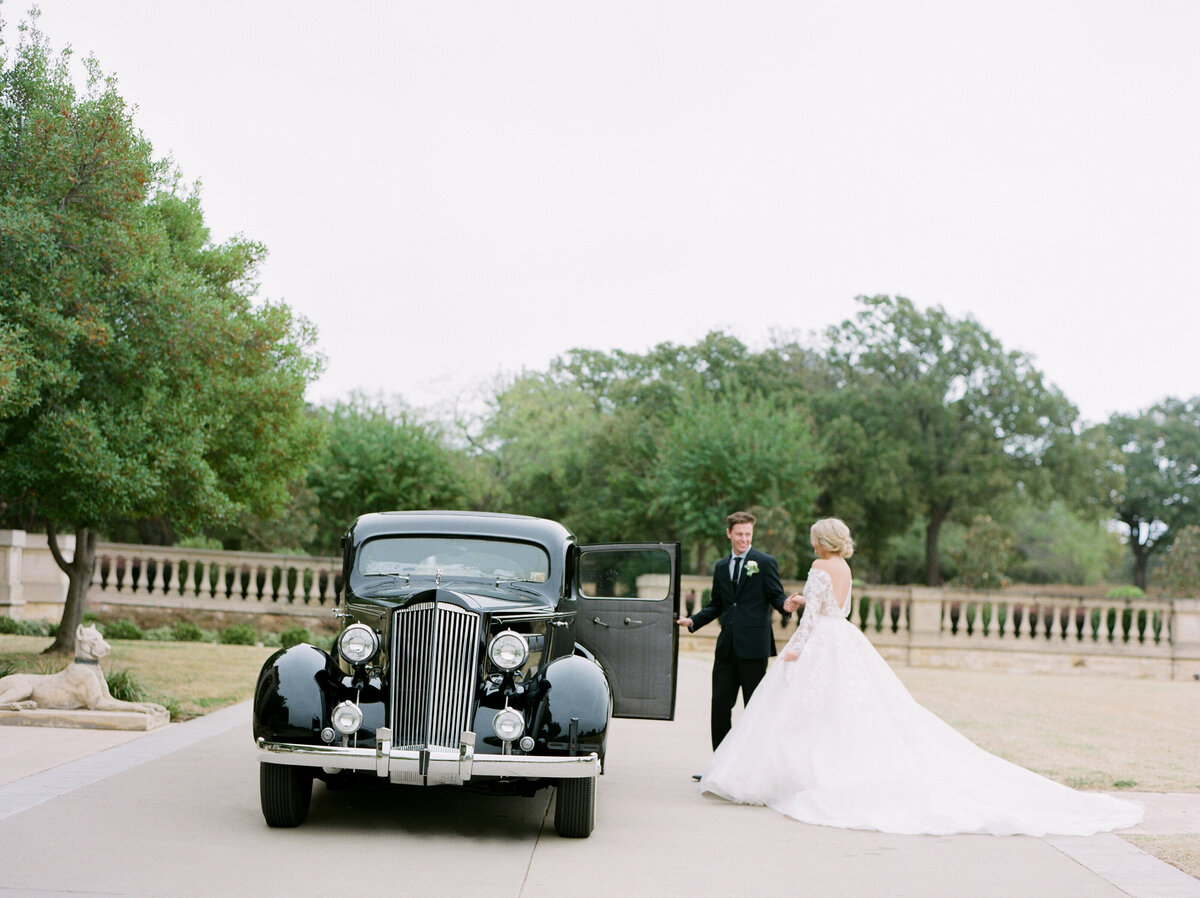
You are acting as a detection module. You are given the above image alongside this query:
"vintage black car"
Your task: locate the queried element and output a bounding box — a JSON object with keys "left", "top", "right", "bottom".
{"left": 252, "top": 510, "right": 680, "bottom": 837}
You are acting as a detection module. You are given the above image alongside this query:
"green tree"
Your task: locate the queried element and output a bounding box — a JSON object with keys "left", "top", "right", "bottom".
{"left": 306, "top": 395, "right": 476, "bottom": 544}
{"left": 1158, "top": 524, "right": 1200, "bottom": 598}
{"left": 653, "top": 391, "right": 823, "bottom": 574}
{"left": 474, "top": 332, "right": 829, "bottom": 551}
{"left": 952, "top": 514, "right": 1014, "bottom": 589}
{"left": 809, "top": 386, "right": 918, "bottom": 581}
{"left": 0, "top": 14, "right": 322, "bottom": 652}
{"left": 1005, "top": 499, "right": 1123, "bottom": 585}
{"left": 826, "top": 296, "right": 1081, "bottom": 585}
{"left": 1089, "top": 397, "right": 1200, "bottom": 589}
{"left": 468, "top": 369, "right": 605, "bottom": 532}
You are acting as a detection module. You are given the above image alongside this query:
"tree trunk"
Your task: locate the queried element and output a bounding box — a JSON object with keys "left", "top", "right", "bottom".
{"left": 695, "top": 542, "right": 708, "bottom": 577}
{"left": 43, "top": 524, "right": 98, "bottom": 655}
{"left": 924, "top": 512, "right": 946, "bottom": 586}
{"left": 1132, "top": 544, "right": 1150, "bottom": 591}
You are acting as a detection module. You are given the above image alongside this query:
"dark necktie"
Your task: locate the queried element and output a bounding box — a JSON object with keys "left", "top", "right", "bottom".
{"left": 732, "top": 556, "right": 743, "bottom": 587}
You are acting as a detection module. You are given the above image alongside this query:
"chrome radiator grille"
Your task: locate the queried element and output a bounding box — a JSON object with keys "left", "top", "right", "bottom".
{"left": 390, "top": 601, "right": 481, "bottom": 750}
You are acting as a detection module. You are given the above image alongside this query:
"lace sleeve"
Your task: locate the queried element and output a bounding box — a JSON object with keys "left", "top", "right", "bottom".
{"left": 782, "top": 568, "right": 843, "bottom": 660}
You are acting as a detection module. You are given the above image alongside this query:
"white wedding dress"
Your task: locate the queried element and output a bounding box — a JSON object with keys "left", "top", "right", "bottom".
{"left": 700, "top": 567, "right": 1144, "bottom": 836}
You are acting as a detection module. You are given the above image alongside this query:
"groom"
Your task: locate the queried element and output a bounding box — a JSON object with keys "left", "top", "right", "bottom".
{"left": 677, "top": 511, "right": 793, "bottom": 752}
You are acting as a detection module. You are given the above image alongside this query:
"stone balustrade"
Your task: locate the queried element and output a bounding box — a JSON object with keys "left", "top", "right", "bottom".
{"left": 4, "top": 530, "right": 1198, "bottom": 679}
{"left": 677, "top": 574, "right": 1200, "bottom": 680}
{"left": 0, "top": 530, "right": 341, "bottom": 621}
{"left": 89, "top": 542, "right": 342, "bottom": 614}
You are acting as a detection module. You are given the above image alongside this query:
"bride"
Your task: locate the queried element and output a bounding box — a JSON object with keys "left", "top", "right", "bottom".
{"left": 699, "top": 518, "right": 1144, "bottom": 836}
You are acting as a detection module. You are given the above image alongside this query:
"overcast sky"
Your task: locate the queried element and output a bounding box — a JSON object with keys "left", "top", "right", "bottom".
{"left": 24, "top": 1, "right": 1200, "bottom": 425}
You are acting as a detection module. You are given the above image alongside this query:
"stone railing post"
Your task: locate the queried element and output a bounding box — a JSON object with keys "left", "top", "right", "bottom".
{"left": 906, "top": 587, "right": 944, "bottom": 665}
{"left": 908, "top": 587, "right": 944, "bottom": 637}
{"left": 0, "top": 529, "right": 26, "bottom": 619}
{"left": 1171, "top": 598, "right": 1200, "bottom": 679}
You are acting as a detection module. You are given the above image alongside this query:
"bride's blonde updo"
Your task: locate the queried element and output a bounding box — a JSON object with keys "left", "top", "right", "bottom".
{"left": 811, "top": 518, "right": 855, "bottom": 559}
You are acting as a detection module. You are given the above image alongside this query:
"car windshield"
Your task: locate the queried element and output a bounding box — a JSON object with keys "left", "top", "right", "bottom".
{"left": 355, "top": 536, "right": 550, "bottom": 584}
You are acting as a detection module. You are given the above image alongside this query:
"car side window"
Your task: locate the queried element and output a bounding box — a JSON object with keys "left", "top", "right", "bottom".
{"left": 578, "top": 548, "right": 672, "bottom": 600}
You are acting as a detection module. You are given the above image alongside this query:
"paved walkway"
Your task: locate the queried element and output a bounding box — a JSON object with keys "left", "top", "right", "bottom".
{"left": 1, "top": 657, "right": 1198, "bottom": 897}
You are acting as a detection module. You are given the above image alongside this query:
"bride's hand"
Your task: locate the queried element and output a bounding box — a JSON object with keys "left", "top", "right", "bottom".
{"left": 783, "top": 648, "right": 799, "bottom": 661}
{"left": 783, "top": 594, "right": 802, "bottom": 613}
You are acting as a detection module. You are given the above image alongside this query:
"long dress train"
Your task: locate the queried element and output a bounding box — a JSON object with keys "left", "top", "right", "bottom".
{"left": 699, "top": 567, "right": 1144, "bottom": 836}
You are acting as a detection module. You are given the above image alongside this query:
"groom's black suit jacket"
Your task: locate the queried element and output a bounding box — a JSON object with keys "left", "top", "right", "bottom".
{"left": 690, "top": 547, "right": 788, "bottom": 660}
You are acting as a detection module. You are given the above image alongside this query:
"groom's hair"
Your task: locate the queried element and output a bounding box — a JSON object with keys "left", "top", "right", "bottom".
{"left": 726, "top": 511, "right": 756, "bottom": 528}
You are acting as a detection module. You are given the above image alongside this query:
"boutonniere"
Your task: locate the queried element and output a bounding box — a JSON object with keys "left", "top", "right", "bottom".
{"left": 745, "top": 560, "right": 759, "bottom": 577}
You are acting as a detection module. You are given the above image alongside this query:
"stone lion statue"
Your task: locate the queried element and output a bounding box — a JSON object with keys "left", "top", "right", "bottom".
{"left": 0, "top": 624, "right": 168, "bottom": 716}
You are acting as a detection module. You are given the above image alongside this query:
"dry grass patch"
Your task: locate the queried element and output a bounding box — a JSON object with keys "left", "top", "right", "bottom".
{"left": 895, "top": 666, "right": 1200, "bottom": 793}
{"left": 0, "top": 634, "right": 276, "bottom": 720}
{"left": 1123, "top": 834, "right": 1200, "bottom": 880}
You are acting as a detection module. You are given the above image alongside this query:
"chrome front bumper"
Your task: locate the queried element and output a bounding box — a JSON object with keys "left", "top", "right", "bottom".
{"left": 256, "top": 727, "right": 599, "bottom": 785}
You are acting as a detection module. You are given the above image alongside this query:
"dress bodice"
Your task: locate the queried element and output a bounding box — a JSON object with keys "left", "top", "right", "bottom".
{"left": 783, "top": 567, "right": 850, "bottom": 657}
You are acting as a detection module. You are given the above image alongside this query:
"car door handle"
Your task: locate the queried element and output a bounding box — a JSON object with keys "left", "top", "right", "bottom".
{"left": 624, "top": 618, "right": 642, "bottom": 625}
{"left": 592, "top": 617, "right": 610, "bottom": 627}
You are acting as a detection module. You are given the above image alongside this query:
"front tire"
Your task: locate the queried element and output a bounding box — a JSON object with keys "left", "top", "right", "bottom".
{"left": 260, "top": 762, "right": 313, "bottom": 827}
{"left": 553, "top": 776, "right": 596, "bottom": 838}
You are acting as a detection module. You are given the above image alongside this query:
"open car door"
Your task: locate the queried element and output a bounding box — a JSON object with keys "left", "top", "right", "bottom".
{"left": 575, "top": 542, "right": 680, "bottom": 720}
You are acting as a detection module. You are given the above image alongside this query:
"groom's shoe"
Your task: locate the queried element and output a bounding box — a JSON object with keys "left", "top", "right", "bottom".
{"left": 692, "top": 774, "right": 702, "bottom": 781}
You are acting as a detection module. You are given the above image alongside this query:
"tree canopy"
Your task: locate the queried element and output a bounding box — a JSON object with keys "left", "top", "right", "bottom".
{"left": 1089, "top": 397, "right": 1200, "bottom": 588}
{"left": 823, "top": 296, "right": 1082, "bottom": 585}
{"left": 304, "top": 395, "right": 478, "bottom": 547}
{"left": 475, "top": 332, "right": 828, "bottom": 562}
{"left": 0, "top": 12, "right": 322, "bottom": 649}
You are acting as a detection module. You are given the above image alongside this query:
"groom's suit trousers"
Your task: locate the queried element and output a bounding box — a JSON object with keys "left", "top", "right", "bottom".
{"left": 711, "top": 655, "right": 768, "bottom": 748}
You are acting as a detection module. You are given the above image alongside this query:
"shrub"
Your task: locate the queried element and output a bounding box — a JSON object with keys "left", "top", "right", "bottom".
{"left": 102, "top": 619, "right": 144, "bottom": 640}
{"left": 143, "top": 626, "right": 175, "bottom": 641}
{"left": 261, "top": 631, "right": 282, "bottom": 647}
{"left": 171, "top": 620, "right": 206, "bottom": 642}
{"left": 1105, "top": 585, "right": 1146, "bottom": 600}
{"left": 0, "top": 617, "right": 50, "bottom": 636}
{"left": 219, "top": 624, "right": 258, "bottom": 646}
{"left": 279, "top": 626, "right": 312, "bottom": 649}
{"left": 105, "top": 668, "right": 150, "bottom": 704}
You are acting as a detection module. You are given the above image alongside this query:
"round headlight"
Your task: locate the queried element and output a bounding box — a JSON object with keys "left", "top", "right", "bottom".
{"left": 338, "top": 623, "right": 380, "bottom": 666}
{"left": 330, "top": 701, "right": 363, "bottom": 735}
{"left": 492, "top": 707, "right": 525, "bottom": 743}
{"left": 488, "top": 630, "right": 528, "bottom": 671}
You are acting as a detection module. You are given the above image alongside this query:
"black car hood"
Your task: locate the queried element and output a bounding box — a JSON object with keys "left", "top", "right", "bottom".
{"left": 364, "top": 585, "right": 557, "bottom": 616}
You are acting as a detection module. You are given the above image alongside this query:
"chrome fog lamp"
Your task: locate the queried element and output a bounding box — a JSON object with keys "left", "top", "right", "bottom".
{"left": 492, "top": 707, "right": 525, "bottom": 743}
{"left": 337, "top": 623, "right": 380, "bottom": 665}
{"left": 331, "top": 701, "right": 364, "bottom": 735}
{"left": 487, "top": 630, "right": 528, "bottom": 671}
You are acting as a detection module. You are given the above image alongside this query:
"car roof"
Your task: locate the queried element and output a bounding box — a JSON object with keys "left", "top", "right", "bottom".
{"left": 347, "top": 510, "right": 575, "bottom": 547}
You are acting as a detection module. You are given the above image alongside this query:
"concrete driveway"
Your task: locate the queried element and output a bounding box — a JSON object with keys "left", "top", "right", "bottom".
{"left": 1, "top": 656, "right": 1197, "bottom": 898}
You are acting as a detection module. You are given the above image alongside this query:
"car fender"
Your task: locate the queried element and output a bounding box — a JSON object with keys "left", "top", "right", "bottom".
{"left": 253, "top": 643, "right": 345, "bottom": 744}
{"left": 533, "top": 653, "right": 612, "bottom": 765}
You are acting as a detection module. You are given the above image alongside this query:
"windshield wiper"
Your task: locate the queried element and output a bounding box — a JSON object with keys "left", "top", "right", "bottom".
{"left": 363, "top": 571, "right": 410, "bottom": 584}
{"left": 494, "top": 577, "right": 542, "bottom": 596}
